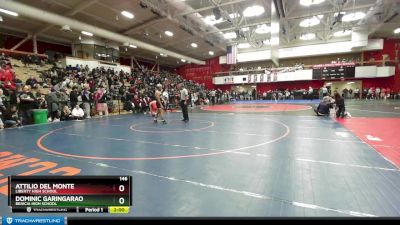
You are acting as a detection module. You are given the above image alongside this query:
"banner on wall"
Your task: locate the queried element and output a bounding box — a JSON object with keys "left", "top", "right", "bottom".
{"left": 223, "top": 76, "right": 234, "bottom": 84}
{"left": 312, "top": 63, "right": 356, "bottom": 80}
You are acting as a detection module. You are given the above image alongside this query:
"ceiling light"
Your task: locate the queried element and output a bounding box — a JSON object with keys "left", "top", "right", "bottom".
{"left": 243, "top": 5, "right": 265, "bottom": 17}
{"left": 255, "top": 24, "right": 271, "bottom": 34}
{"left": 299, "top": 0, "right": 325, "bottom": 6}
{"left": 203, "top": 15, "right": 224, "bottom": 25}
{"left": 209, "top": 51, "right": 214, "bottom": 55}
{"left": 334, "top": 12, "right": 346, "bottom": 17}
{"left": 317, "top": 15, "right": 324, "bottom": 19}
{"left": 181, "top": 59, "right": 186, "bottom": 62}
{"left": 394, "top": 28, "right": 400, "bottom": 34}
{"left": 81, "top": 31, "right": 93, "bottom": 36}
{"left": 347, "top": 82, "right": 355, "bottom": 84}
{"left": 129, "top": 44, "right": 137, "bottom": 48}
{"left": 0, "top": 8, "right": 18, "bottom": 17}
{"left": 333, "top": 30, "right": 352, "bottom": 37}
{"left": 342, "top": 12, "right": 366, "bottom": 22}
{"left": 299, "top": 17, "right": 320, "bottom": 27}
{"left": 229, "top": 13, "right": 240, "bottom": 19}
{"left": 164, "top": 30, "right": 174, "bottom": 37}
{"left": 121, "top": 11, "right": 134, "bottom": 19}
{"left": 237, "top": 43, "right": 251, "bottom": 49}
{"left": 300, "top": 33, "right": 316, "bottom": 40}
{"left": 241, "top": 27, "right": 250, "bottom": 32}
{"left": 191, "top": 43, "right": 198, "bottom": 48}
{"left": 224, "top": 32, "right": 237, "bottom": 39}
{"left": 160, "top": 53, "right": 167, "bottom": 57}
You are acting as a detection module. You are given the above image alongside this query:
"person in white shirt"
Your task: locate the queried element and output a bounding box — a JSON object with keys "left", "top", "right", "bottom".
{"left": 209, "top": 90, "right": 216, "bottom": 105}
{"left": 308, "top": 86, "right": 314, "bottom": 100}
{"left": 322, "top": 86, "right": 328, "bottom": 97}
{"left": 162, "top": 89, "right": 169, "bottom": 110}
{"left": 375, "top": 87, "right": 381, "bottom": 100}
{"left": 71, "top": 105, "right": 85, "bottom": 120}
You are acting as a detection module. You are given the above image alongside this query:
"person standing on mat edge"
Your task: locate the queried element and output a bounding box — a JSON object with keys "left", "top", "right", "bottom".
{"left": 179, "top": 83, "right": 189, "bottom": 122}
{"left": 155, "top": 84, "right": 167, "bottom": 124}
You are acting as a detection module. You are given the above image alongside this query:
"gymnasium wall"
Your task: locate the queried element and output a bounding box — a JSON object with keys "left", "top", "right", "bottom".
{"left": 3, "top": 34, "right": 71, "bottom": 55}
{"left": 176, "top": 57, "right": 230, "bottom": 89}
{"left": 255, "top": 80, "right": 325, "bottom": 93}
{"left": 362, "top": 38, "right": 400, "bottom": 91}
{"left": 237, "top": 53, "right": 361, "bottom": 68}
{"left": 119, "top": 56, "right": 175, "bottom": 72}
{"left": 175, "top": 39, "right": 399, "bottom": 91}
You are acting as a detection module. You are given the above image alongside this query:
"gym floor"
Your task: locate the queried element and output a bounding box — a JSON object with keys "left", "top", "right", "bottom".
{"left": 1, "top": 99, "right": 400, "bottom": 217}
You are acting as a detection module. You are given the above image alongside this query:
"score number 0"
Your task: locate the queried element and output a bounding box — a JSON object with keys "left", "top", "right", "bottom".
{"left": 118, "top": 176, "right": 128, "bottom": 205}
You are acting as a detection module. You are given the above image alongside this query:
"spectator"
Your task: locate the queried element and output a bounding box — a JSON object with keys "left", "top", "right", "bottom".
{"left": 81, "top": 86, "right": 92, "bottom": 119}
{"left": 60, "top": 105, "right": 71, "bottom": 121}
{"left": 46, "top": 88, "right": 60, "bottom": 122}
{"left": 25, "top": 75, "right": 39, "bottom": 89}
{"left": 71, "top": 105, "right": 85, "bottom": 120}
{"left": 375, "top": 87, "right": 381, "bottom": 100}
{"left": 0, "top": 88, "right": 6, "bottom": 129}
{"left": 18, "top": 85, "right": 36, "bottom": 125}
{"left": 210, "top": 89, "right": 216, "bottom": 105}
{"left": 354, "top": 88, "right": 360, "bottom": 100}
{"left": 308, "top": 86, "right": 314, "bottom": 100}
{"left": 1, "top": 105, "right": 20, "bottom": 128}
{"left": 69, "top": 86, "right": 79, "bottom": 108}
{"left": 94, "top": 87, "right": 109, "bottom": 116}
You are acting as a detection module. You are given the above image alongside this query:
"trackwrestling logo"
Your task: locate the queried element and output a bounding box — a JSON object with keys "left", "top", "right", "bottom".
{"left": 2, "top": 216, "right": 64, "bottom": 225}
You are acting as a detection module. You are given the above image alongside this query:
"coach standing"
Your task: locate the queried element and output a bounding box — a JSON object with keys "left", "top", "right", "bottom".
{"left": 179, "top": 83, "right": 189, "bottom": 122}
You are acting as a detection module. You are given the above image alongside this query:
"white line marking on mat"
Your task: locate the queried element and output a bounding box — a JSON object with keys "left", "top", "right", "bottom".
{"left": 366, "top": 135, "right": 382, "bottom": 142}
{"left": 297, "top": 137, "right": 363, "bottom": 143}
{"left": 296, "top": 158, "right": 400, "bottom": 172}
{"left": 347, "top": 108, "right": 400, "bottom": 115}
{"left": 335, "top": 132, "right": 350, "bottom": 138}
{"left": 232, "top": 152, "right": 250, "bottom": 155}
{"left": 84, "top": 161, "right": 376, "bottom": 217}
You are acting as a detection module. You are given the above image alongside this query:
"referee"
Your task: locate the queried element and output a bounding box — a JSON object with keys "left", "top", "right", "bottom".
{"left": 179, "top": 83, "right": 189, "bottom": 122}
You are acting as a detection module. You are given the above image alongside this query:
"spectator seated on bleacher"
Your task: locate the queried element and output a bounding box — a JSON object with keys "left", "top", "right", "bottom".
{"left": 0, "top": 52, "right": 213, "bottom": 129}
{"left": 0, "top": 63, "right": 16, "bottom": 89}
{"left": 26, "top": 75, "right": 40, "bottom": 89}
{"left": 60, "top": 105, "right": 71, "bottom": 121}
{"left": 71, "top": 105, "right": 85, "bottom": 120}
{"left": 1, "top": 103, "right": 21, "bottom": 129}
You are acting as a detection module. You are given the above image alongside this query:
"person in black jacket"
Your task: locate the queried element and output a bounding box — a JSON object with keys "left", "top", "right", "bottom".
{"left": 18, "top": 85, "right": 36, "bottom": 125}
{"left": 334, "top": 93, "right": 346, "bottom": 118}
{"left": 69, "top": 86, "right": 79, "bottom": 108}
{"left": 2, "top": 105, "right": 21, "bottom": 127}
{"left": 314, "top": 96, "right": 333, "bottom": 116}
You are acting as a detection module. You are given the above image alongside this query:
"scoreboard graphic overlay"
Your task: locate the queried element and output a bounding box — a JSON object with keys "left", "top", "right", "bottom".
{"left": 8, "top": 176, "right": 132, "bottom": 214}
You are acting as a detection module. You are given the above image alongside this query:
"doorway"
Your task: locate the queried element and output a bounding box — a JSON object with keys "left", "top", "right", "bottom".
{"left": 325, "top": 80, "right": 362, "bottom": 99}
{"left": 231, "top": 85, "right": 257, "bottom": 100}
